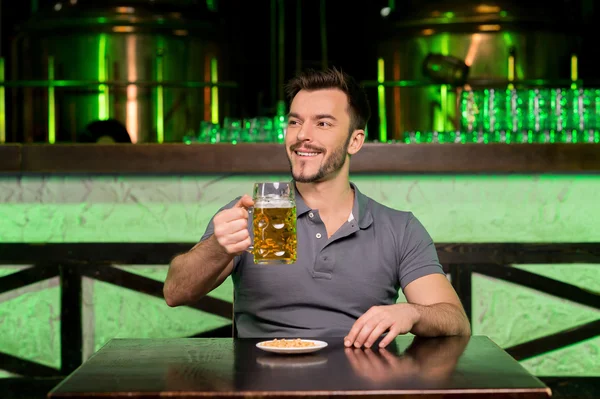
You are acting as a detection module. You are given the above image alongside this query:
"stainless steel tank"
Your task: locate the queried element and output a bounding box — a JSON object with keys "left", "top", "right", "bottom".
{"left": 11, "top": 0, "right": 234, "bottom": 143}
{"left": 376, "top": 0, "right": 581, "bottom": 139}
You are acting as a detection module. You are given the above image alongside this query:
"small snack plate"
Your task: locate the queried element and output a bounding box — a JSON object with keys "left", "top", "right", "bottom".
{"left": 256, "top": 339, "right": 328, "bottom": 355}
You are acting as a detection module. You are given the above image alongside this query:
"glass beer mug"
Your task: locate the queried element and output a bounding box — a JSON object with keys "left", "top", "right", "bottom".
{"left": 247, "top": 182, "right": 297, "bottom": 264}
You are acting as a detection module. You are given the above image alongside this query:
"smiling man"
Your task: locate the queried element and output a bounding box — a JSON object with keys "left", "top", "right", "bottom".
{"left": 164, "top": 68, "right": 471, "bottom": 348}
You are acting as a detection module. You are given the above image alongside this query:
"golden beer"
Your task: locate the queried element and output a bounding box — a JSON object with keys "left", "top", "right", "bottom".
{"left": 252, "top": 201, "right": 297, "bottom": 264}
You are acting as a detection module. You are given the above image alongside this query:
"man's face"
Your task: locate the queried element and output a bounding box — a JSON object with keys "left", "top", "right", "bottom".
{"left": 285, "top": 89, "right": 355, "bottom": 183}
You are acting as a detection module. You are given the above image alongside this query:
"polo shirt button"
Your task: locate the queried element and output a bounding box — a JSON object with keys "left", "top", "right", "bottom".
{"left": 316, "top": 233, "right": 322, "bottom": 239}
{"left": 309, "top": 212, "right": 314, "bottom": 218}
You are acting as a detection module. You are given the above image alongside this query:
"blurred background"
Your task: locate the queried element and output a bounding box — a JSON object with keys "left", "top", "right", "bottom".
{"left": 1, "top": 0, "right": 598, "bottom": 144}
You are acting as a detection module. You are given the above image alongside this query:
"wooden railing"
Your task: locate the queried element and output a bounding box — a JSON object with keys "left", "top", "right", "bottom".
{"left": 1, "top": 243, "right": 599, "bottom": 398}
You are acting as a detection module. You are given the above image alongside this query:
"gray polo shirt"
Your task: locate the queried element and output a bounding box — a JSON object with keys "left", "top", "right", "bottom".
{"left": 200, "top": 182, "right": 444, "bottom": 338}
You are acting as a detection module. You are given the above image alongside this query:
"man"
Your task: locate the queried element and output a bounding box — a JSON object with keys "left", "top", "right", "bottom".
{"left": 164, "top": 68, "right": 471, "bottom": 348}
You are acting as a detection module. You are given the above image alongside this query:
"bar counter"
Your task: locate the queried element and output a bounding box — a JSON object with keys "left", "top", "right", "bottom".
{"left": 1, "top": 143, "right": 600, "bottom": 173}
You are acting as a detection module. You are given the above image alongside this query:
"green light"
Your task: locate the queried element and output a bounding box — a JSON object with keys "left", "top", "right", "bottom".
{"left": 48, "top": 56, "right": 56, "bottom": 144}
{"left": 0, "top": 58, "right": 5, "bottom": 143}
{"left": 440, "top": 33, "right": 449, "bottom": 55}
{"left": 377, "top": 58, "right": 387, "bottom": 142}
{"left": 98, "top": 34, "right": 109, "bottom": 120}
{"left": 444, "top": 12, "right": 454, "bottom": 18}
{"left": 425, "top": 131, "right": 433, "bottom": 143}
{"left": 507, "top": 54, "right": 515, "bottom": 90}
{"left": 571, "top": 54, "right": 578, "bottom": 89}
{"left": 502, "top": 33, "right": 523, "bottom": 84}
{"left": 210, "top": 57, "right": 219, "bottom": 125}
{"left": 435, "top": 85, "right": 447, "bottom": 132}
{"left": 154, "top": 36, "right": 165, "bottom": 143}
{"left": 206, "top": 0, "right": 217, "bottom": 11}
{"left": 499, "top": 11, "right": 508, "bottom": 17}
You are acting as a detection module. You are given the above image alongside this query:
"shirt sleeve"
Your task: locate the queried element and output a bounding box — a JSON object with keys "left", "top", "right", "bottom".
{"left": 398, "top": 213, "right": 445, "bottom": 291}
{"left": 198, "top": 197, "right": 246, "bottom": 269}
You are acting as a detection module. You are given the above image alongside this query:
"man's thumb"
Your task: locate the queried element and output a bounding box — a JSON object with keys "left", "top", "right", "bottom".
{"left": 234, "top": 194, "right": 254, "bottom": 209}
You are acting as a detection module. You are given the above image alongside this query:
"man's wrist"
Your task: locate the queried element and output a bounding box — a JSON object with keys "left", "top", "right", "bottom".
{"left": 402, "top": 302, "right": 422, "bottom": 327}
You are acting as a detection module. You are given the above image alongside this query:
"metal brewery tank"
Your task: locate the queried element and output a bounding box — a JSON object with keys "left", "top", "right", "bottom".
{"left": 376, "top": 0, "right": 582, "bottom": 139}
{"left": 12, "top": 0, "right": 233, "bottom": 143}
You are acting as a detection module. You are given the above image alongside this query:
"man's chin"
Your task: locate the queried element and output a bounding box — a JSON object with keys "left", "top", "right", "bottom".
{"left": 292, "top": 170, "right": 321, "bottom": 183}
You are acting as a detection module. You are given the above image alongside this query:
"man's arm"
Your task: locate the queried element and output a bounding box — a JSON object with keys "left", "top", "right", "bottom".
{"left": 397, "top": 213, "right": 470, "bottom": 337}
{"left": 163, "top": 235, "right": 235, "bottom": 307}
{"left": 163, "top": 195, "right": 253, "bottom": 307}
{"left": 403, "top": 273, "right": 471, "bottom": 337}
{"left": 343, "top": 275, "right": 470, "bottom": 348}
{"left": 344, "top": 214, "right": 470, "bottom": 348}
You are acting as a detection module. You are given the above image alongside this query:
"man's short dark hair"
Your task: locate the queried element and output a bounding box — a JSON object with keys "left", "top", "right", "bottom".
{"left": 285, "top": 67, "right": 371, "bottom": 134}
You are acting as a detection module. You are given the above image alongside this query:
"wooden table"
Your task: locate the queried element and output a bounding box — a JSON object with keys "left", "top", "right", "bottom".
{"left": 48, "top": 336, "right": 551, "bottom": 399}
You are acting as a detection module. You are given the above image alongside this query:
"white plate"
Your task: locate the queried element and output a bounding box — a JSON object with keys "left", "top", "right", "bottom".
{"left": 256, "top": 339, "right": 328, "bottom": 355}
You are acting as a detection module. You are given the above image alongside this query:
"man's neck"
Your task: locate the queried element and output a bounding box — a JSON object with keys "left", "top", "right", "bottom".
{"left": 296, "top": 177, "right": 354, "bottom": 218}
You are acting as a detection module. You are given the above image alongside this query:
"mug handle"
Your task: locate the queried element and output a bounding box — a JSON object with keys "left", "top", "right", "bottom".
{"left": 245, "top": 206, "right": 254, "bottom": 254}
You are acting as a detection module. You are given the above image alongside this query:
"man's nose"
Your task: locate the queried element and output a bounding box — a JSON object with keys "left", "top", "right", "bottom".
{"left": 296, "top": 124, "right": 314, "bottom": 141}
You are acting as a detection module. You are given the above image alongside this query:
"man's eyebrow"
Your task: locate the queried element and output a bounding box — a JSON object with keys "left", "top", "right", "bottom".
{"left": 287, "top": 113, "right": 337, "bottom": 121}
{"left": 314, "top": 114, "right": 337, "bottom": 121}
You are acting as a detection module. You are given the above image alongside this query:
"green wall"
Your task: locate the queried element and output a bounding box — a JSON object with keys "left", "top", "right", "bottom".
{"left": 0, "top": 174, "right": 598, "bottom": 377}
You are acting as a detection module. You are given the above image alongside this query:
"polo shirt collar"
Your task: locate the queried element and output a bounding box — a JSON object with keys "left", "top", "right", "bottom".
{"left": 293, "top": 181, "right": 373, "bottom": 230}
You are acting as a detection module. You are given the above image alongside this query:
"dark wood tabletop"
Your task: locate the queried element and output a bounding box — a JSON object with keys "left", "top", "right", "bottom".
{"left": 48, "top": 336, "right": 550, "bottom": 399}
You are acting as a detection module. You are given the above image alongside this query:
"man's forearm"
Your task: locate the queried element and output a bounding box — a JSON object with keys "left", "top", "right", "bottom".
{"left": 163, "top": 235, "right": 234, "bottom": 307}
{"left": 408, "top": 302, "right": 471, "bottom": 337}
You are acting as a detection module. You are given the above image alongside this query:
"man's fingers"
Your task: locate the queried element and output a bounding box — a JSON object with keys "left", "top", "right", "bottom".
{"left": 363, "top": 320, "right": 393, "bottom": 348}
{"left": 378, "top": 326, "right": 401, "bottom": 348}
{"left": 220, "top": 228, "right": 249, "bottom": 246}
{"left": 345, "top": 308, "right": 379, "bottom": 347}
{"left": 345, "top": 315, "right": 371, "bottom": 347}
{"left": 353, "top": 315, "right": 384, "bottom": 348}
{"left": 234, "top": 194, "right": 254, "bottom": 209}
{"left": 227, "top": 237, "right": 252, "bottom": 254}
{"left": 225, "top": 218, "right": 249, "bottom": 232}
{"left": 214, "top": 218, "right": 247, "bottom": 238}
{"left": 217, "top": 208, "right": 248, "bottom": 224}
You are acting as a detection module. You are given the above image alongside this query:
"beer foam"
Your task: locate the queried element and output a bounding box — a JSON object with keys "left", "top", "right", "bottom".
{"left": 254, "top": 198, "right": 295, "bottom": 208}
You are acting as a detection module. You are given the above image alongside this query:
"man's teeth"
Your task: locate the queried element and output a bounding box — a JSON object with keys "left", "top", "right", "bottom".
{"left": 297, "top": 151, "right": 319, "bottom": 157}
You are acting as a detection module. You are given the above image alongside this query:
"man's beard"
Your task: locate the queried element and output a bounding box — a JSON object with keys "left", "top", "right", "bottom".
{"left": 288, "top": 137, "right": 350, "bottom": 183}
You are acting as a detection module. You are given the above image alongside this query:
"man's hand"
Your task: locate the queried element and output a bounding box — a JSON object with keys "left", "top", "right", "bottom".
{"left": 213, "top": 195, "right": 254, "bottom": 256}
{"left": 344, "top": 303, "right": 419, "bottom": 349}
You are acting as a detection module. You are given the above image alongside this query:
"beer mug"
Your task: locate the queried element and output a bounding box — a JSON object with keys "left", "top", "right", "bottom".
{"left": 247, "top": 182, "right": 297, "bottom": 264}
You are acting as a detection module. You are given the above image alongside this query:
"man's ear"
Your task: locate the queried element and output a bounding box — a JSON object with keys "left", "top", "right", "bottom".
{"left": 348, "top": 129, "right": 365, "bottom": 155}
